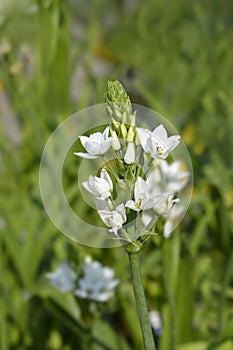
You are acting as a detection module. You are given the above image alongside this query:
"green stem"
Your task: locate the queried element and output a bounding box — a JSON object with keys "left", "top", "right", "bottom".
{"left": 128, "top": 251, "right": 156, "bottom": 350}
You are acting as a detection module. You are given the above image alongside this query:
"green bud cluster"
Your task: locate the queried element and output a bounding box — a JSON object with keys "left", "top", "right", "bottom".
{"left": 105, "top": 80, "right": 137, "bottom": 146}
{"left": 105, "top": 80, "right": 132, "bottom": 121}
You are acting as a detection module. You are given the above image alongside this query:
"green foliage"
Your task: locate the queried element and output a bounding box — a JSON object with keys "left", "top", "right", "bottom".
{"left": 1, "top": 0, "right": 233, "bottom": 349}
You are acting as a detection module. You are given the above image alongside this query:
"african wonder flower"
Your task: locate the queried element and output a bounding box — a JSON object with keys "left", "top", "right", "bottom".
{"left": 75, "top": 257, "right": 119, "bottom": 302}
{"left": 46, "top": 262, "right": 77, "bottom": 293}
{"left": 137, "top": 124, "right": 180, "bottom": 159}
{"left": 153, "top": 193, "right": 180, "bottom": 216}
{"left": 74, "top": 126, "right": 112, "bottom": 159}
{"left": 82, "top": 168, "right": 113, "bottom": 200}
{"left": 163, "top": 204, "right": 185, "bottom": 238}
{"left": 98, "top": 203, "right": 126, "bottom": 235}
{"left": 159, "top": 160, "right": 189, "bottom": 193}
{"left": 125, "top": 177, "right": 154, "bottom": 211}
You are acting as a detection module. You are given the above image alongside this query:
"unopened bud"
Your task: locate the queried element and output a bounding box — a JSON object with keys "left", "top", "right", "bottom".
{"left": 127, "top": 126, "right": 135, "bottom": 142}
{"left": 121, "top": 124, "right": 127, "bottom": 139}
{"left": 129, "top": 112, "right": 136, "bottom": 126}
{"left": 124, "top": 143, "right": 135, "bottom": 164}
{"left": 111, "top": 131, "right": 121, "bottom": 151}
{"left": 105, "top": 80, "right": 132, "bottom": 123}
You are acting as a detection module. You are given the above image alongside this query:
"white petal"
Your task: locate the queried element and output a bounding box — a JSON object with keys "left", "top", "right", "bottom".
{"left": 152, "top": 124, "right": 168, "bottom": 140}
{"left": 98, "top": 139, "right": 112, "bottom": 154}
{"left": 100, "top": 169, "right": 113, "bottom": 190}
{"left": 84, "top": 141, "right": 100, "bottom": 155}
{"left": 135, "top": 177, "right": 148, "bottom": 201}
{"left": 79, "top": 136, "right": 91, "bottom": 148}
{"left": 137, "top": 128, "right": 150, "bottom": 152}
{"left": 125, "top": 200, "right": 141, "bottom": 211}
{"left": 124, "top": 143, "right": 135, "bottom": 164}
{"left": 103, "top": 126, "right": 110, "bottom": 140}
{"left": 74, "top": 152, "right": 97, "bottom": 159}
{"left": 82, "top": 180, "right": 96, "bottom": 195}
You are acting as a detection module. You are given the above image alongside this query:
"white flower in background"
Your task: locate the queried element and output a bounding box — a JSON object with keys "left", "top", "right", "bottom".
{"left": 98, "top": 203, "right": 126, "bottom": 235}
{"left": 82, "top": 168, "right": 113, "bottom": 200}
{"left": 137, "top": 124, "right": 180, "bottom": 159}
{"left": 75, "top": 258, "right": 119, "bottom": 302}
{"left": 74, "top": 127, "right": 112, "bottom": 159}
{"left": 126, "top": 177, "right": 154, "bottom": 211}
{"left": 159, "top": 160, "right": 189, "bottom": 193}
{"left": 153, "top": 193, "right": 180, "bottom": 215}
{"left": 124, "top": 142, "right": 135, "bottom": 164}
{"left": 163, "top": 204, "right": 185, "bottom": 238}
{"left": 46, "top": 262, "right": 77, "bottom": 293}
{"left": 149, "top": 311, "right": 162, "bottom": 336}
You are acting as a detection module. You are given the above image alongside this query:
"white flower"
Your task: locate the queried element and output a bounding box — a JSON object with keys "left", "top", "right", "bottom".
{"left": 124, "top": 142, "right": 135, "bottom": 164}
{"left": 98, "top": 203, "right": 126, "bottom": 235}
{"left": 82, "top": 168, "right": 113, "bottom": 200}
{"left": 153, "top": 193, "right": 180, "bottom": 215}
{"left": 125, "top": 177, "right": 154, "bottom": 211}
{"left": 74, "top": 127, "right": 112, "bottom": 159}
{"left": 137, "top": 124, "right": 180, "bottom": 159}
{"left": 159, "top": 160, "right": 189, "bottom": 193}
{"left": 75, "top": 258, "right": 119, "bottom": 302}
{"left": 46, "top": 262, "right": 77, "bottom": 293}
{"left": 163, "top": 204, "right": 185, "bottom": 238}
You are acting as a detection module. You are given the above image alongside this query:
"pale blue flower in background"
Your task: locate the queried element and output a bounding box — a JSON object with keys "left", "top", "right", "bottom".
{"left": 137, "top": 124, "right": 180, "bottom": 159}
{"left": 46, "top": 262, "right": 77, "bottom": 293}
{"left": 74, "top": 126, "right": 112, "bottom": 159}
{"left": 149, "top": 310, "right": 162, "bottom": 336}
{"left": 75, "top": 257, "right": 119, "bottom": 302}
{"left": 82, "top": 168, "right": 113, "bottom": 200}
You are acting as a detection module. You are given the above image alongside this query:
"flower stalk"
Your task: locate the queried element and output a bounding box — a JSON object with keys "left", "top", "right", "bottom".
{"left": 128, "top": 250, "right": 156, "bottom": 350}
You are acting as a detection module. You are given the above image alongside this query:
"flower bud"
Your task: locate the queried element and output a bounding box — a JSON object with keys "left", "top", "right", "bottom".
{"left": 121, "top": 124, "right": 127, "bottom": 138}
{"left": 124, "top": 143, "right": 135, "bottom": 164}
{"left": 127, "top": 126, "right": 135, "bottom": 142}
{"left": 111, "top": 130, "right": 121, "bottom": 151}
{"left": 105, "top": 80, "right": 132, "bottom": 123}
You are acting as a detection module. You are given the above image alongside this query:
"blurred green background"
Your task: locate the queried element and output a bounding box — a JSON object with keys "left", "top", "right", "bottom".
{"left": 1, "top": 0, "right": 233, "bottom": 349}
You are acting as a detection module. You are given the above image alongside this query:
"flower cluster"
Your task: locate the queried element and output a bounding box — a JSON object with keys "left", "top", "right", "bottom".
{"left": 46, "top": 258, "right": 119, "bottom": 302}
{"left": 75, "top": 81, "right": 190, "bottom": 248}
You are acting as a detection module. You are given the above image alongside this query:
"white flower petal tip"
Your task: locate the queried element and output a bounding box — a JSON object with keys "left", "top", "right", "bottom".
{"left": 137, "top": 124, "right": 180, "bottom": 159}
{"left": 74, "top": 127, "right": 112, "bottom": 159}
{"left": 74, "top": 152, "right": 98, "bottom": 159}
